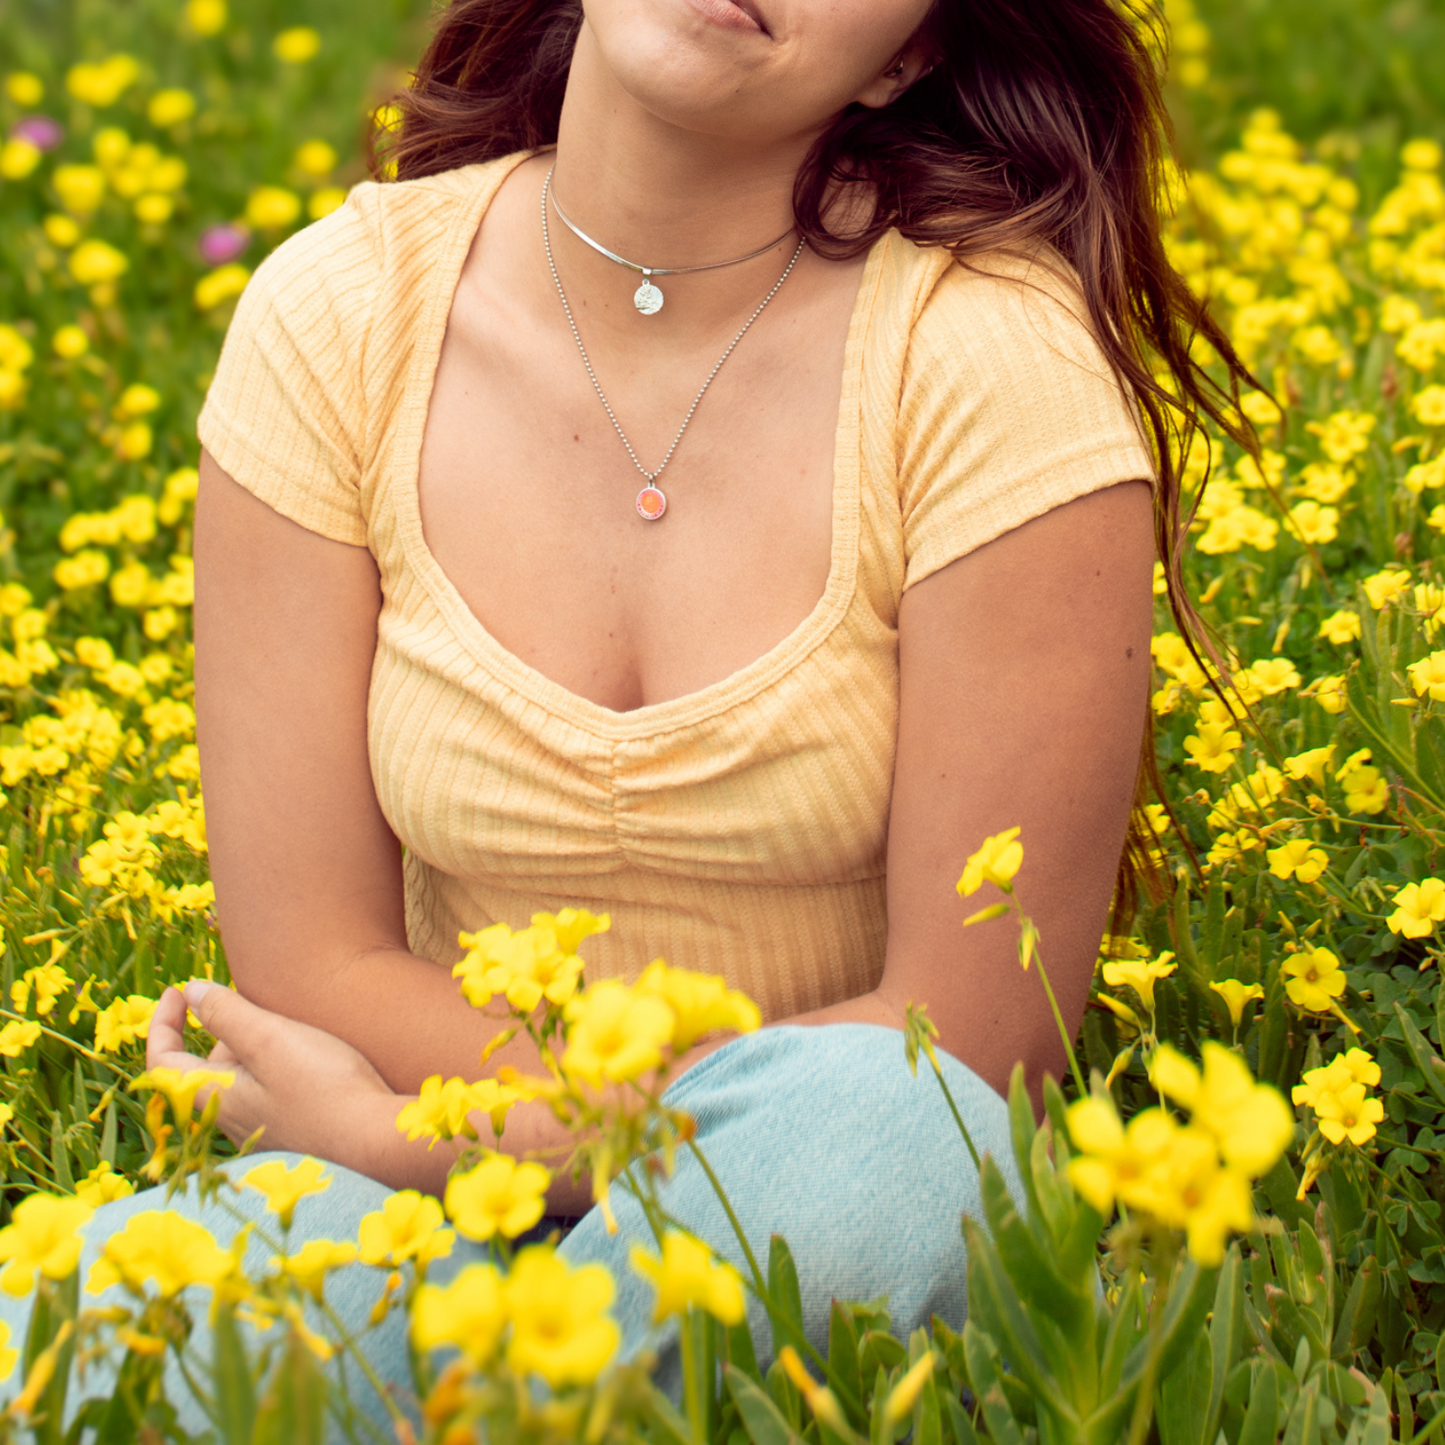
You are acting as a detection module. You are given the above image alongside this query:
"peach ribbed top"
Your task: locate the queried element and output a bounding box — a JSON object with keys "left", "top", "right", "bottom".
{"left": 198, "top": 151, "right": 1153, "bottom": 1023}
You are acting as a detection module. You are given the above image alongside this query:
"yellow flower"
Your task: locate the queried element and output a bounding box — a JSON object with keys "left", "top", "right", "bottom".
{"left": 1149, "top": 1042, "right": 1295, "bottom": 1176}
{"left": 412, "top": 1262, "right": 506, "bottom": 1364}
{"left": 294, "top": 139, "right": 338, "bottom": 177}
{"left": 244, "top": 185, "right": 302, "bottom": 231}
{"left": 68, "top": 239, "right": 129, "bottom": 286}
{"left": 562, "top": 980, "right": 676, "bottom": 1088}
{"left": 504, "top": 1245, "right": 619, "bottom": 1387}
{"left": 0, "top": 1194, "right": 93, "bottom": 1296}
{"left": 1314, "top": 1082, "right": 1384, "bottom": 1146}
{"left": 0, "top": 1021, "right": 41, "bottom": 1057}
{"left": 1335, "top": 750, "right": 1388, "bottom": 813}
{"left": 1408, "top": 652, "right": 1445, "bottom": 701}
{"left": 1101, "top": 952, "right": 1176, "bottom": 1012}
{"left": 147, "top": 89, "right": 196, "bottom": 127}
{"left": 243, "top": 1157, "right": 332, "bottom": 1229}
{"left": 395, "top": 1076, "right": 480, "bottom": 1147}
{"left": 358, "top": 1192, "right": 454, "bottom": 1270}
{"left": 1317, "top": 609, "right": 1360, "bottom": 644}
{"left": 93, "top": 996, "right": 157, "bottom": 1052}
{"left": 629, "top": 1230, "right": 746, "bottom": 1325}
{"left": 1065, "top": 1098, "right": 1174, "bottom": 1215}
{"left": 1283, "top": 744, "right": 1335, "bottom": 786}
{"left": 1414, "top": 385, "right": 1445, "bottom": 428}
{"left": 273, "top": 26, "right": 322, "bottom": 63}
{"left": 52, "top": 325, "right": 89, "bottom": 359}
{"left": 194, "top": 264, "right": 251, "bottom": 311}
{"left": 66, "top": 55, "right": 139, "bottom": 108}
{"left": 1282, "top": 947, "right": 1347, "bottom": 1010}
{"left": 54, "top": 164, "right": 106, "bottom": 215}
{"left": 1209, "top": 979, "right": 1264, "bottom": 1028}
{"left": 0, "top": 1320, "right": 17, "bottom": 1382}
{"left": 13, "top": 962, "right": 72, "bottom": 1018}
{"left": 130, "top": 1065, "right": 234, "bottom": 1121}
{"left": 308, "top": 187, "right": 347, "bottom": 221}
{"left": 273, "top": 1239, "right": 358, "bottom": 1300}
{"left": 6, "top": 72, "right": 44, "bottom": 106}
{"left": 0, "top": 139, "right": 41, "bottom": 181}
{"left": 184, "top": 0, "right": 228, "bottom": 35}
{"left": 74, "top": 1163, "right": 135, "bottom": 1208}
{"left": 1363, "top": 567, "right": 1412, "bottom": 609}
{"left": 1311, "top": 674, "right": 1347, "bottom": 714}
{"left": 634, "top": 959, "right": 761, "bottom": 1051}
{"left": 453, "top": 914, "right": 604, "bottom": 1013}
{"left": 1266, "top": 838, "right": 1329, "bottom": 883}
{"left": 1387, "top": 878, "right": 1445, "bottom": 937}
{"left": 1183, "top": 719, "right": 1242, "bottom": 772}
{"left": 87, "top": 1210, "right": 235, "bottom": 1299}
{"left": 444, "top": 1154, "right": 550, "bottom": 1242}
{"left": 956, "top": 827, "right": 1023, "bottom": 896}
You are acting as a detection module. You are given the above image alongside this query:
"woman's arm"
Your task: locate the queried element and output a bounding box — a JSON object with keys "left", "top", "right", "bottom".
{"left": 191, "top": 450, "right": 591, "bottom": 1195}
{"left": 866, "top": 475, "right": 1156, "bottom": 1095}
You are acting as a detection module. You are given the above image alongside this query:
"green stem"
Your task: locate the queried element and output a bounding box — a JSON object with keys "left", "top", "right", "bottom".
{"left": 680, "top": 1314, "right": 705, "bottom": 1445}
{"left": 1030, "top": 945, "right": 1087, "bottom": 1097}
{"left": 921, "top": 1047, "right": 981, "bottom": 1174}
{"left": 319, "top": 1300, "right": 409, "bottom": 1428}
{"left": 685, "top": 1138, "right": 766, "bottom": 1302}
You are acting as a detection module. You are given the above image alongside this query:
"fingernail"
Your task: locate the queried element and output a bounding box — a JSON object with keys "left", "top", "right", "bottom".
{"left": 183, "top": 980, "right": 215, "bottom": 1007}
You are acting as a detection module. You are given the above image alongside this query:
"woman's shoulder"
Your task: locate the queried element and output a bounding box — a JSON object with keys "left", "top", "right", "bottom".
{"left": 887, "top": 233, "right": 1113, "bottom": 381}
{"left": 238, "top": 154, "right": 516, "bottom": 321}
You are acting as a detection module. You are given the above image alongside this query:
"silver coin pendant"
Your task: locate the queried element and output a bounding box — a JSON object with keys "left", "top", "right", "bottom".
{"left": 633, "top": 280, "right": 664, "bottom": 316}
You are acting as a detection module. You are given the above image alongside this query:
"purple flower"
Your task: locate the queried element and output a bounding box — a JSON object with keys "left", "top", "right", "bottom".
{"left": 11, "top": 116, "right": 63, "bottom": 151}
{"left": 198, "top": 223, "right": 249, "bottom": 265}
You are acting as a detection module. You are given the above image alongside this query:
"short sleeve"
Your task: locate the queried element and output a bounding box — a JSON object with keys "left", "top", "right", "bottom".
{"left": 197, "top": 187, "right": 380, "bottom": 546}
{"left": 897, "top": 250, "right": 1155, "bottom": 591}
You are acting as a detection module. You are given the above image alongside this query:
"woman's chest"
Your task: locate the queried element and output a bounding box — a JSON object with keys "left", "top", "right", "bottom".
{"left": 415, "top": 243, "right": 864, "bottom": 714}
{"left": 365, "top": 588, "right": 901, "bottom": 889}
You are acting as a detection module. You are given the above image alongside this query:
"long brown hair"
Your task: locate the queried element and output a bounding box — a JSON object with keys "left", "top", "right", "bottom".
{"left": 382, "top": 0, "right": 1257, "bottom": 929}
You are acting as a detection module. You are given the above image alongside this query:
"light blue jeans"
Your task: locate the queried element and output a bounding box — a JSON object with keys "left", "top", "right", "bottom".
{"left": 0, "top": 1024, "right": 1018, "bottom": 1438}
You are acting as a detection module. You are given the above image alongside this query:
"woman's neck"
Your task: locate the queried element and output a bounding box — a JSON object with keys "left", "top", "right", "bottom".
{"left": 549, "top": 24, "right": 816, "bottom": 277}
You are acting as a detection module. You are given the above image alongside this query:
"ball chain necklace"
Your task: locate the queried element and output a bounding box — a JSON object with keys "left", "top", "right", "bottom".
{"left": 541, "top": 166, "right": 805, "bottom": 521}
{"left": 548, "top": 175, "right": 795, "bottom": 317}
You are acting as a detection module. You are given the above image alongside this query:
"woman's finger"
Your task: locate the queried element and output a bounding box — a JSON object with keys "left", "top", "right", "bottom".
{"left": 207, "top": 1040, "right": 242, "bottom": 1066}
{"left": 181, "top": 980, "right": 277, "bottom": 1078}
{"left": 145, "top": 986, "right": 188, "bottom": 1069}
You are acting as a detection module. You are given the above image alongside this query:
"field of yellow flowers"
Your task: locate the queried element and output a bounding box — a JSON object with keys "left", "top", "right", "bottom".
{"left": 2, "top": 0, "right": 1445, "bottom": 1439}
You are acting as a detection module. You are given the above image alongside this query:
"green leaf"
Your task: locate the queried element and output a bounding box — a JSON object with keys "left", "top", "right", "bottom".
{"left": 1205, "top": 1245, "right": 1245, "bottom": 1445}
{"left": 1156, "top": 1326, "right": 1212, "bottom": 1445}
{"left": 212, "top": 1303, "right": 257, "bottom": 1445}
{"left": 828, "top": 1301, "right": 862, "bottom": 1415}
{"left": 1282, "top": 1375, "right": 1321, "bottom": 1445}
{"left": 725, "top": 1313, "right": 764, "bottom": 1386}
{"left": 961, "top": 1326, "right": 1026, "bottom": 1445}
{"left": 1360, "top": 1380, "right": 1393, "bottom": 1445}
{"left": 960, "top": 1217, "right": 1071, "bottom": 1419}
{"left": 767, "top": 1356, "right": 803, "bottom": 1432}
{"left": 1395, "top": 1002, "right": 1445, "bottom": 1108}
{"left": 1006, "top": 1065, "right": 1041, "bottom": 1227}
{"left": 1332, "top": 1254, "right": 1381, "bottom": 1360}
{"left": 253, "top": 1333, "right": 327, "bottom": 1445}
{"left": 1237, "top": 1358, "right": 1281, "bottom": 1445}
{"left": 647, "top": 1384, "right": 696, "bottom": 1445}
{"left": 939, "top": 1391, "right": 980, "bottom": 1445}
{"left": 725, "top": 1363, "right": 806, "bottom": 1445}
{"left": 768, "top": 1235, "right": 805, "bottom": 1359}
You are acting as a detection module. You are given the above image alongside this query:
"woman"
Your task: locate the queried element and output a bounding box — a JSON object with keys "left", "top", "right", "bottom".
{"left": 32, "top": 0, "right": 1249, "bottom": 1419}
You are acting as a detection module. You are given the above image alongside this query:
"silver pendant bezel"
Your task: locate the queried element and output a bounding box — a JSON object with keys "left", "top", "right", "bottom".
{"left": 633, "top": 281, "right": 664, "bottom": 315}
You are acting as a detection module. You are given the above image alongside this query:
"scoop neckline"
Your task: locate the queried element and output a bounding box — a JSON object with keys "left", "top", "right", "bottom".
{"left": 391, "top": 151, "right": 885, "bottom": 741}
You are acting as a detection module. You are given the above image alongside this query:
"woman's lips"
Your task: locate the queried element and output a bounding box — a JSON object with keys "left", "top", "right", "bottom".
{"left": 681, "top": 0, "right": 769, "bottom": 36}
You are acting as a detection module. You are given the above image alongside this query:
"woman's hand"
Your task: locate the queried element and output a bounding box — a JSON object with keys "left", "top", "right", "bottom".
{"left": 145, "top": 980, "right": 401, "bottom": 1173}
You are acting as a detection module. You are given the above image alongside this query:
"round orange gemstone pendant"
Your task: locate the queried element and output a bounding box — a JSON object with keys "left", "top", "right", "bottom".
{"left": 636, "top": 486, "right": 667, "bottom": 521}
